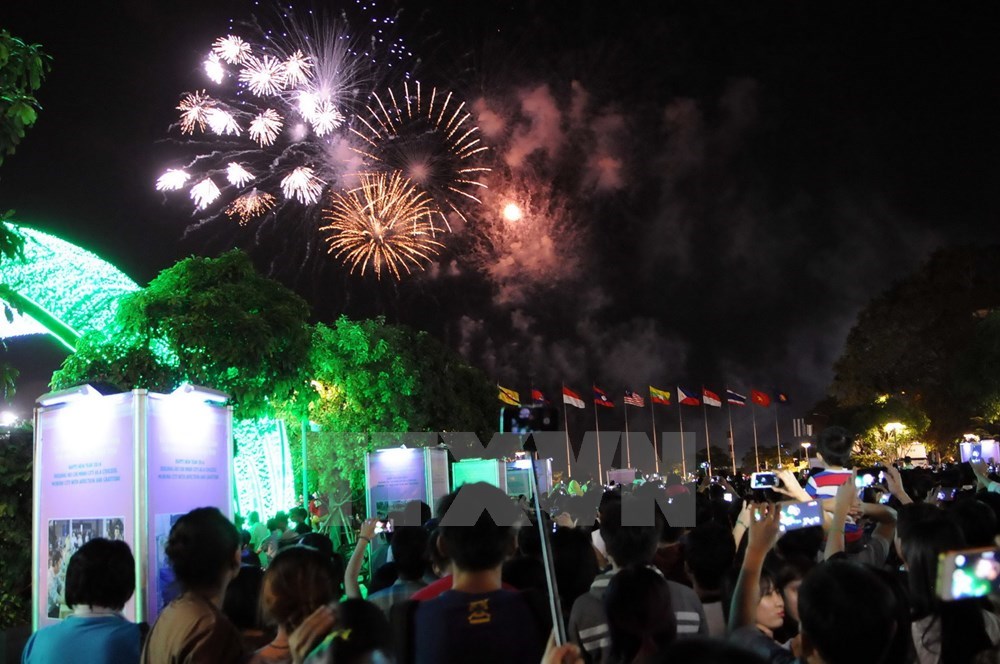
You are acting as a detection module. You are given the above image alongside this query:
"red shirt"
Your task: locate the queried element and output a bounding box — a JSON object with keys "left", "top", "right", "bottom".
{"left": 409, "top": 575, "right": 516, "bottom": 601}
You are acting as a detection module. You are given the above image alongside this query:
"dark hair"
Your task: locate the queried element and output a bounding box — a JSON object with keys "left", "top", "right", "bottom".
{"left": 605, "top": 566, "right": 676, "bottom": 663}
{"left": 949, "top": 498, "right": 998, "bottom": 547}
{"left": 64, "top": 538, "right": 135, "bottom": 610}
{"left": 222, "top": 565, "right": 264, "bottom": 630}
{"left": 897, "top": 504, "right": 992, "bottom": 663}
{"left": 683, "top": 522, "right": 736, "bottom": 591}
{"left": 319, "top": 599, "right": 392, "bottom": 664}
{"left": 248, "top": 511, "right": 260, "bottom": 524}
{"left": 262, "top": 546, "right": 337, "bottom": 633}
{"left": 816, "top": 426, "right": 853, "bottom": 468}
{"left": 552, "top": 527, "right": 599, "bottom": 615}
{"left": 438, "top": 483, "right": 519, "bottom": 572}
{"left": 390, "top": 526, "right": 429, "bottom": 580}
{"left": 798, "top": 561, "right": 898, "bottom": 664}
{"left": 659, "top": 637, "right": 768, "bottom": 664}
{"left": 165, "top": 507, "right": 241, "bottom": 591}
{"left": 599, "top": 497, "right": 659, "bottom": 567}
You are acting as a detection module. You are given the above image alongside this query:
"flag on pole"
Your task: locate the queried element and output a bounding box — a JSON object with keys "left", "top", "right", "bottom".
{"left": 498, "top": 385, "right": 520, "bottom": 406}
{"left": 677, "top": 386, "right": 701, "bottom": 406}
{"left": 726, "top": 390, "right": 747, "bottom": 406}
{"left": 531, "top": 389, "right": 547, "bottom": 404}
{"left": 624, "top": 389, "right": 646, "bottom": 407}
{"left": 750, "top": 389, "right": 771, "bottom": 407}
{"left": 775, "top": 390, "right": 790, "bottom": 405}
{"left": 649, "top": 386, "right": 671, "bottom": 406}
{"left": 593, "top": 386, "right": 615, "bottom": 408}
{"left": 702, "top": 388, "right": 722, "bottom": 407}
{"left": 562, "top": 386, "right": 585, "bottom": 409}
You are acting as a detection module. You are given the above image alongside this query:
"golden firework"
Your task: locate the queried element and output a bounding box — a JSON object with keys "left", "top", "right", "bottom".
{"left": 321, "top": 171, "right": 443, "bottom": 280}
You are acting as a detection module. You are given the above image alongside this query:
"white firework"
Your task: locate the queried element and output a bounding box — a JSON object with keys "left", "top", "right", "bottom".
{"left": 156, "top": 169, "right": 190, "bottom": 191}
{"left": 212, "top": 35, "right": 252, "bottom": 64}
{"left": 190, "top": 178, "right": 222, "bottom": 210}
{"left": 248, "top": 109, "right": 284, "bottom": 147}
{"left": 205, "top": 108, "right": 241, "bottom": 136}
{"left": 283, "top": 50, "right": 313, "bottom": 86}
{"left": 226, "top": 163, "right": 254, "bottom": 187}
{"left": 177, "top": 91, "right": 213, "bottom": 135}
{"left": 310, "top": 100, "right": 343, "bottom": 136}
{"left": 204, "top": 54, "right": 225, "bottom": 84}
{"left": 239, "top": 55, "right": 287, "bottom": 96}
{"left": 280, "top": 167, "right": 324, "bottom": 204}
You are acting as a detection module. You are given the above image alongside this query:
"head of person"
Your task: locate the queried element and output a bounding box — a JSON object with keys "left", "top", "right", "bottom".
{"left": 314, "top": 599, "right": 393, "bottom": 664}
{"left": 248, "top": 511, "right": 260, "bottom": 525}
{"left": 261, "top": 546, "right": 337, "bottom": 634}
{"left": 605, "top": 566, "right": 676, "bottom": 663}
{"left": 599, "top": 497, "right": 660, "bottom": 568}
{"left": 755, "top": 569, "right": 785, "bottom": 636}
{"left": 390, "top": 526, "right": 429, "bottom": 581}
{"left": 552, "top": 526, "right": 600, "bottom": 612}
{"left": 222, "top": 565, "right": 264, "bottom": 631}
{"left": 683, "top": 522, "right": 736, "bottom": 594}
{"left": 949, "top": 497, "right": 998, "bottom": 547}
{"left": 165, "top": 507, "right": 241, "bottom": 594}
{"left": 64, "top": 538, "right": 135, "bottom": 611}
{"left": 816, "top": 426, "right": 853, "bottom": 469}
{"left": 771, "top": 555, "right": 815, "bottom": 624}
{"left": 49, "top": 550, "right": 62, "bottom": 574}
{"left": 437, "top": 483, "right": 520, "bottom": 573}
{"left": 797, "top": 561, "right": 898, "bottom": 664}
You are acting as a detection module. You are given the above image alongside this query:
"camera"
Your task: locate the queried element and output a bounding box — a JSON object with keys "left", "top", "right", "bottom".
{"left": 937, "top": 546, "right": 1000, "bottom": 600}
{"left": 750, "top": 472, "right": 781, "bottom": 490}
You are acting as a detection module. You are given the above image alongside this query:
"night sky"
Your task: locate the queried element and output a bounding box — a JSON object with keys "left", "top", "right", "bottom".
{"left": 1, "top": 1, "right": 999, "bottom": 460}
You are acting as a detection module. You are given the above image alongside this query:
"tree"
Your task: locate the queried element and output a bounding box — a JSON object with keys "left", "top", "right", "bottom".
{"left": 953, "top": 310, "right": 1000, "bottom": 425}
{"left": 0, "top": 425, "right": 32, "bottom": 628}
{"left": 52, "top": 250, "right": 312, "bottom": 419}
{"left": 827, "top": 245, "right": 1000, "bottom": 444}
{"left": 695, "top": 445, "right": 732, "bottom": 474}
{"left": 846, "top": 396, "right": 930, "bottom": 467}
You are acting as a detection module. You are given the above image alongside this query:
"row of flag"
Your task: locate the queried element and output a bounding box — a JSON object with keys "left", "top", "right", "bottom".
{"left": 498, "top": 384, "right": 791, "bottom": 410}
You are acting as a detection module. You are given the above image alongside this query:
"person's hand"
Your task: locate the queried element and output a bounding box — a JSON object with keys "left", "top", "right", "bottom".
{"left": 746, "top": 502, "right": 781, "bottom": 557}
{"left": 970, "top": 459, "right": 989, "bottom": 480}
{"left": 359, "top": 517, "right": 378, "bottom": 541}
{"left": 541, "top": 632, "right": 584, "bottom": 664}
{"left": 883, "top": 465, "right": 905, "bottom": 495}
{"left": 554, "top": 512, "right": 577, "bottom": 529}
{"left": 927, "top": 486, "right": 941, "bottom": 506}
{"left": 289, "top": 604, "right": 336, "bottom": 664}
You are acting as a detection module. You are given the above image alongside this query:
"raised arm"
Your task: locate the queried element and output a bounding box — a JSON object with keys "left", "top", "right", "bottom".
{"left": 883, "top": 466, "right": 913, "bottom": 505}
{"left": 729, "top": 503, "right": 781, "bottom": 633}
{"left": 344, "top": 518, "right": 378, "bottom": 599}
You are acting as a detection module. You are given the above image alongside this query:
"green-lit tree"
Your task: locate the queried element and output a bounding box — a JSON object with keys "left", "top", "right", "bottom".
{"left": 51, "top": 250, "right": 312, "bottom": 419}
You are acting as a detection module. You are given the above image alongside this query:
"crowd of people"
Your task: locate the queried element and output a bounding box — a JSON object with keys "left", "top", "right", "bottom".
{"left": 21, "top": 426, "right": 1000, "bottom": 663}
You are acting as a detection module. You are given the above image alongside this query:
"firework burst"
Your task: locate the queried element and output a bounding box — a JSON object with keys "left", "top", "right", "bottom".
{"left": 352, "top": 80, "right": 490, "bottom": 231}
{"left": 321, "top": 171, "right": 443, "bottom": 280}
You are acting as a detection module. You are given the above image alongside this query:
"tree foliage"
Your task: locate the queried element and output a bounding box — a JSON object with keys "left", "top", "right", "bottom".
{"left": 0, "top": 425, "right": 32, "bottom": 628}
{"left": 827, "top": 245, "right": 1000, "bottom": 444}
{"left": 52, "top": 250, "right": 312, "bottom": 419}
{"left": 844, "top": 396, "right": 930, "bottom": 467}
{"left": 0, "top": 30, "right": 50, "bottom": 168}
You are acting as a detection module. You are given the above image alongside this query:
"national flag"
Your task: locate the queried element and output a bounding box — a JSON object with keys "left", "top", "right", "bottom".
{"left": 498, "top": 385, "right": 520, "bottom": 406}
{"left": 775, "top": 390, "right": 790, "bottom": 405}
{"left": 649, "top": 386, "right": 671, "bottom": 406}
{"left": 750, "top": 389, "right": 771, "bottom": 407}
{"left": 593, "top": 385, "right": 615, "bottom": 408}
{"left": 702, "top": 388, "right": 722, "bottom": 407}
{"left": 726, "top": 390, "right": 747, "bottom": 406}
{"left": 624, "top": 389, "right": 645, "bottom": 407}
{"left": 531, "top": 389, "right": 547, "bottom": 404}
{"left": 562, "top": 386, "right": 585, "bottom": 409}
{"left": 677, "top": 386, "right": 701, "bottom": 406}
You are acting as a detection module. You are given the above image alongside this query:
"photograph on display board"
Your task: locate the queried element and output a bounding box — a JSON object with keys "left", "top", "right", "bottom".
{"left": 47, "top": 516, "right": 124, "bottom": 619}
{"left": 154, "top": 513, "right": 186, "bottom": 612}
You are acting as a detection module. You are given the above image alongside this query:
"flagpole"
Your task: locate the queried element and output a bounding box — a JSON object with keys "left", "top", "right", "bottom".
{"left": 649, "top": 388, "right": 660, "bottom": 474}
{"left": 774, "top": 406, "right": 782, "bottom": 468}
{"left": 624, "top": 401, "right": 632, "bottom": 469}
{"left": 752, "top": 403, "right": 760, "bottom": 473}
{"left": 678, "top": 398, "right": 687, "bottom": 478}
{"left": 726, "top": 389, "right": 737, "bottom": 475}
{"left": 702, "top": 393, "right": 712, "bottom": 475}
{"left": 562, "top": 384, "right": 572, "bottom": 480}
{"left": 593, "top": 384, "right": 603, "bottom": 484}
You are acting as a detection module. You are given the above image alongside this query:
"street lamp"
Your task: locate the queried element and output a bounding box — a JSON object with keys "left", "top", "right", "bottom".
{"left": 801, "top": 441, "right": 811, "bottom": 465}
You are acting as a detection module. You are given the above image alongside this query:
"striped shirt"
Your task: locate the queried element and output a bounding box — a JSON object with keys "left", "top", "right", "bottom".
{"left": 805, "top": 468, "right": 853, "bottom": 499}
{"left": 567, "top": 567, "right": 707, "bottom": 663}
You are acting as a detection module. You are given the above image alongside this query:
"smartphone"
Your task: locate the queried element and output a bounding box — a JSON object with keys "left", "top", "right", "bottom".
{"left": 937, "top": 547, "right": 1000, "bottom": 600}
{"left": 937, "top": 487, "right": 958, "bottom": 502}
{"left": 373, "top": 520, "right": 386, "bottom": 535}
{"left": 750, "top": 472, "right": 781, "bottom": 490}
{"left": 723, "top": 493, "right": 733, "bottom": 502}
{"left": 878, "top": 491, "right": 892, "bottom": 505}
{"left": 711, "top": 475, "right": 720, "bottom": 483}
{"left": 855, "top": 473, "right": 876, "bottom": 488}
{"left": 777, "top": 500, "right": 823, "bottom": 532}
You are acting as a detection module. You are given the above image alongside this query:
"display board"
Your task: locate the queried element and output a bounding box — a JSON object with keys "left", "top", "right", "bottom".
{"left": 452, "top": 459, "right": 506, "bottom": 492}
{"left": 960, "top": 440, "right": 999, "bottom": 464}
{"left": 365, "top": 447, "right": 450, "bottom": 519}
{"left": 607, "top": 468, "right": 638, "bottom": 486}
{"left": 32, "top": 386, "right": 232, "bottom": 630}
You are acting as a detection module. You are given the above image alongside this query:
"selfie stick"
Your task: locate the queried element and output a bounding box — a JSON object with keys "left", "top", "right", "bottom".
{"left": 529, "top": 453, "right": 568, "bottom": 645}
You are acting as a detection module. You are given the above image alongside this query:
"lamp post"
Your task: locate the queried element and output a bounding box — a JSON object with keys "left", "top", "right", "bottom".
{"left": 801, "top": 441, "right": 811, "bottom": 466}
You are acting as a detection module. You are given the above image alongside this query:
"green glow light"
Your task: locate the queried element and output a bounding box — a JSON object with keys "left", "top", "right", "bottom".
{"left": 233, "top": 418, "right": 295, "bottom": 518}
{"left": 0, "top": 222, "right": 140, "bottom": 348}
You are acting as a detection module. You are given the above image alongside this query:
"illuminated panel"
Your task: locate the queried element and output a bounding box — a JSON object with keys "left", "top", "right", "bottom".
{"left": 0, "top": 222, "right": 140, "bottom": 348}
{"left": 233, "top": 418, "right": 294, "bottom": 519}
